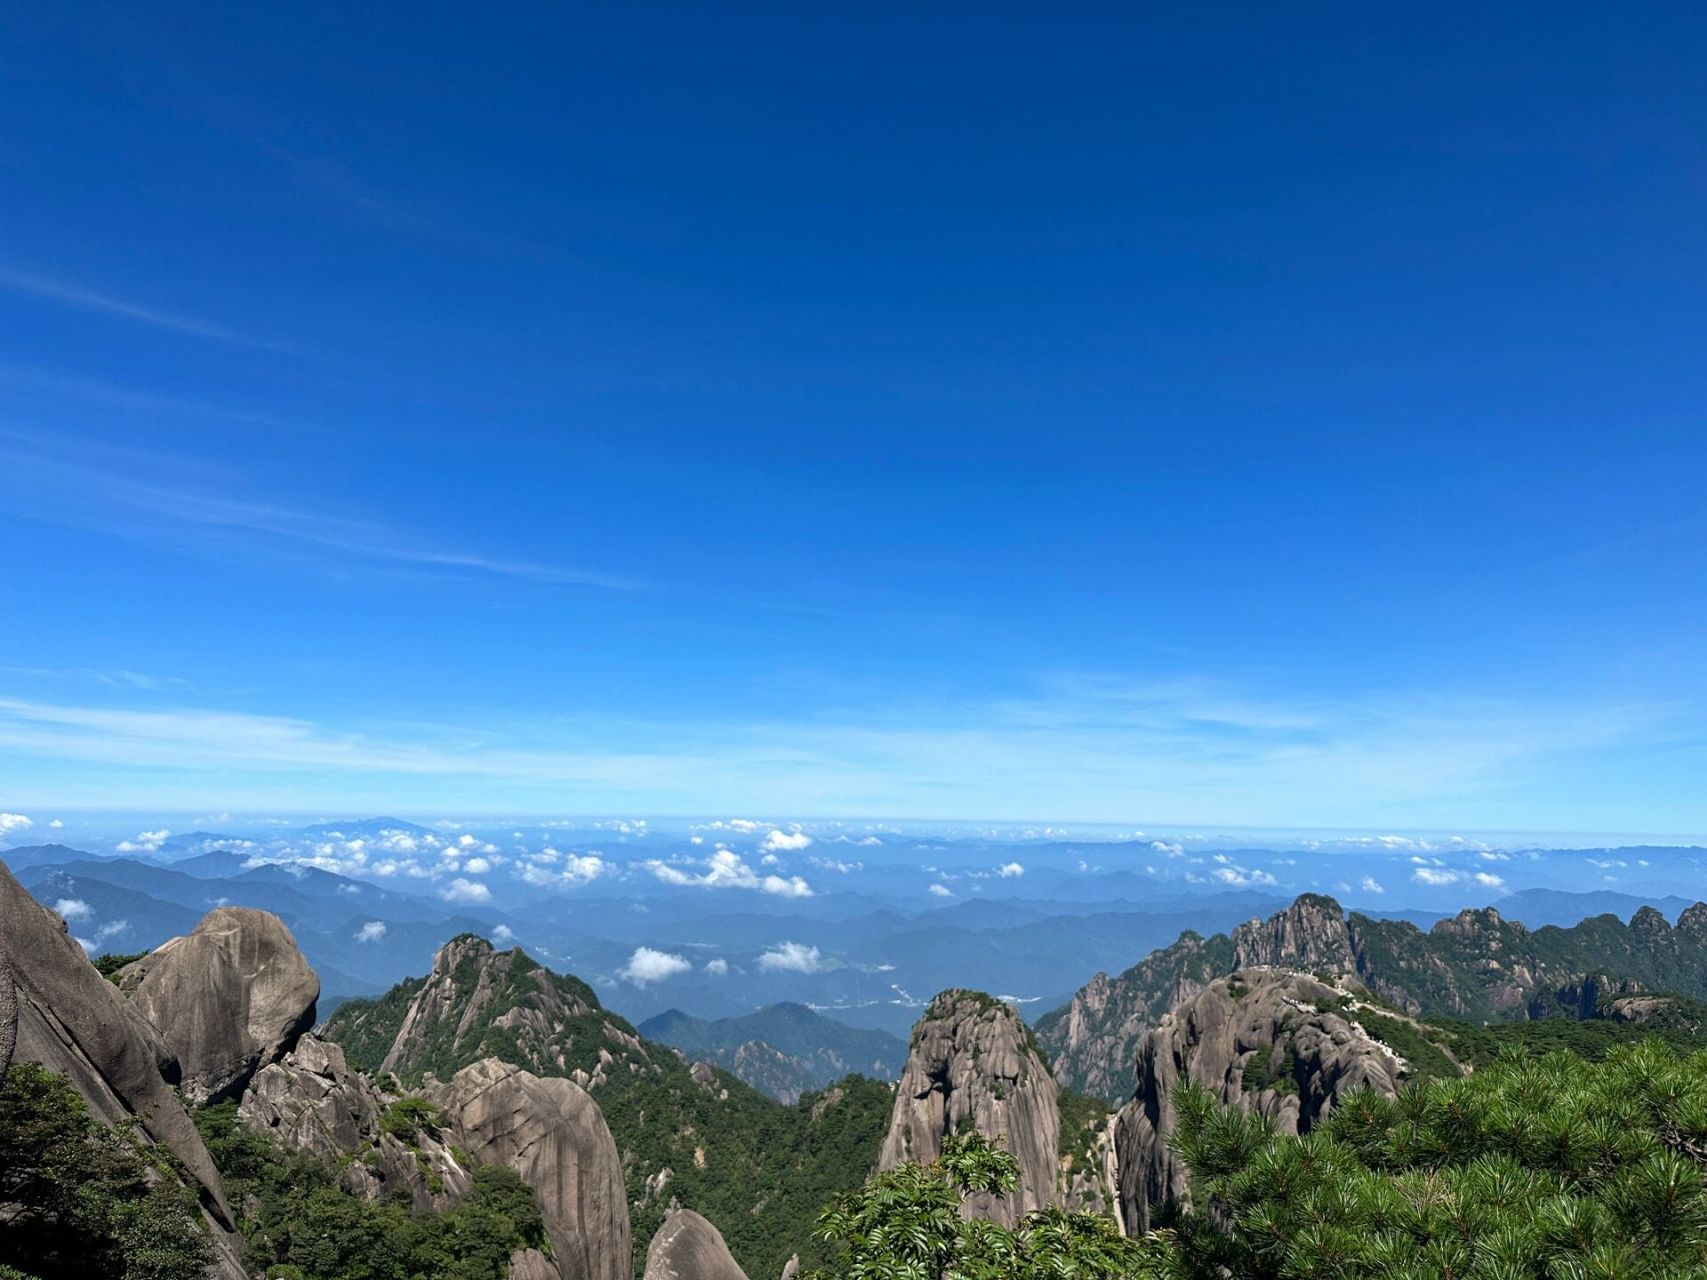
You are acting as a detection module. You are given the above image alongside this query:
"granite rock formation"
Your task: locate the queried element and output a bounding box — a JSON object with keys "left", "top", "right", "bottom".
{"left": 0, "top": 860, "right": 246, "bottom": 1277}
{"left": 433, "top": 1057, "right": 631, "bottom": 1280}
{"left": 643, "top": 1208, "right": 750, "bottom": 1280}
{"left": 878, "top": 989, "right": 1060, "bottom": 1226}
{"left": 1114, "top": 969, "right": 1410, "bottom": 1231}
{"left": 117, "top": 905, "right": 320, "bottom": 1103}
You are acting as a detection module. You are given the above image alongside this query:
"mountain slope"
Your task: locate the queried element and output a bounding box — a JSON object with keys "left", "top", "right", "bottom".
{"left": 323, "top": 935, "right": 893, "bottom": 1279}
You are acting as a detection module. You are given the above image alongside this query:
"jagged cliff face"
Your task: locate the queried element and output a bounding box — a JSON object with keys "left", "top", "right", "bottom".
{"left": 241, "top": 1033, "right": 474, "bottom": 1212}
{"left": 0, "top": 862, "right": 247, "bottom": 1278}
{"left": 643, "top": 1208, "right": 750, "bottom": 1280}
{"left": 1034, "top": 930, "right": 1234, "bottom": 1104}
{"left": 1041, "top": 893, "right": 1707, "bottom": 1105}
{"left": 878, "top": 989, "right": 1061, "bottom": 1227}
{"left": 1114, "top": 969, "right": 1410, "bottom": 1232}
{"left": 117, "top": 905, "right": 320, "bottom": 1103}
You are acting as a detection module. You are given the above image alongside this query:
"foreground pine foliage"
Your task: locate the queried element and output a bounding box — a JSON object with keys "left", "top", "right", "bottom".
{"left": 1172, "top": 1040, "right": 1707, "bottom": 1279}
{"left": 810, "top": 1133, "right": 1176, "bottom": 1279}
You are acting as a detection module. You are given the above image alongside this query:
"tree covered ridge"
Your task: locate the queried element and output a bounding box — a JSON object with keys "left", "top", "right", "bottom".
{"left": 322, "top": 933, "right": 895, "bottom": 1278}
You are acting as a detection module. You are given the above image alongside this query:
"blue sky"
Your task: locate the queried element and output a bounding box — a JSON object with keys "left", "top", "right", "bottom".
{"left": 2, "top": 4, "right": 1704, "bottom": 833}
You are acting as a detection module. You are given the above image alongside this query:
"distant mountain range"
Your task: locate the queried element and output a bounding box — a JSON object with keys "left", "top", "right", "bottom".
{"left": 639, "top": 1002, "right": 906, "bottom": 1101}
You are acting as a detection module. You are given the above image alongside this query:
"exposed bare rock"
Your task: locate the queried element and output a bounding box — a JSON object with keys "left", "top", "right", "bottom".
{"left": 433, "top": 1057, "right": 631, "bottom": 1280}
{"left": 117, "top": 906, "right": 319, "bottom": 1103}
{"left": 1115, "top": 969, "right": 1409, "bottom": 1232}
{"left": 1059, "top": 1106, "right": 1121, "bottom": 1217}
{"left": 1034, "top": 931, "right": 1233, "bottom": 1104}
{"left": 0, "top": 860, "right": 244, "bottom": 1274}
{"left": 1232, "top": 893, "right": 1356, "bottom": 972}
{"left": 0, "top": 958, "right": 16, "bottom": 1082}
{"left": 779, "top": 1256, "right": 799, "bottom": 1280}
{"left": 643, "top": 1208, "right": 750, "bottom": 1280}
{"left": 240, "top": 1032, "right": 471, "bottom": 1211}
{"left": 878, "top": 990, "right": 1060, "bottom": 1226}
{"left": 510, "top": 1248, "right": 559, "bottom": 1280}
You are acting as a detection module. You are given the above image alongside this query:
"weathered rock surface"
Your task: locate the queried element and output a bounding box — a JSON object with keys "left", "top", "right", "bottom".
{"left": 117, "top": 906, "right": 319, "bottom": 1103}
{"left": 1114, "top": 969, "right": 1408, "bottom": 1232}
{"left": 0, "top": 859, "right": 244, "bottom": 1274}
{"left": 1033, "top": 930, "right": 1234, "bottom": 1104}
{"left": 434, "top": 1057, "right": 631, "bottom": 1280}
{"left": 509, "top": 1248, "right": 560, "bottom": 1280}
{"left": 643, "top": 1208, "right": 750, "bottom": 1280}
{"left": 240, "top": 1033, "right": 471, "bottom": 1211}
{"left": 878, "top": 989, "right": 1060, "bottom": 1226}
{"left": 0, "top": 958, "right": 17, "bottom": 1081}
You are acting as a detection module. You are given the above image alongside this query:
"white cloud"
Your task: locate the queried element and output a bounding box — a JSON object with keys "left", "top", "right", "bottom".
{"left": 94, "top": 919, "right": 128, "bottom": 943}
{"left": 621, "top": 946, "right": 692, "bottom": 984}
{"left": 1473, "top": 872, "right": 1506, "bottom": 889}
{"left": 1211, "top": 865, "right": 1278, "bottom": 888}
{"left": 116, "top": 828, "right": 170, "bottom": 853}
{"left": 53, "top": 897, "right": 93, "bottom": 922}
{"left": 704, "top": 958, "right": 728, "bottom": 975}
{"left": 355, "top": 921, "right": 387, "bottom": 943}
{"left": 516, "top": 851, "right": 605, "bottom": 889}
{"left": 48, "top": 818, "right": 64, "bottom": 829}
{"left": 0, "top": 813, "right": 33, "bottom": 836}
{"left": 760, "top": 829, "right": 813, "bottom": 853}
{"left": 491, "top": 924, "right": 514, "bottom": 944}
{"left": 757, "top": 941, "right": 823, "bottom": 973}
{"left": 645, "top": 849, "right": 813, "bottom": 898}
{"left": 1150, "top": 841, "right": 1184, "bottom": 858}
{"left": 809, "top": 856, "right": 861, "bottom": 873}
{"left": 1358, "top": 876, "right": 1385, "bottom": 894}
{"left": 997, "top": 862, "right": 1024, "bottom": 878}
{"left": 1412, "top": 867, "right": 1460, "bottom": 887}
{"left": 439, "top": 878, "right": 492, "bottom": 904}
{"left": 462, "top": 856, "right": 492, "bottom": 875}
{"left": 928, "top": 883, "right": 954, "bottom": 898}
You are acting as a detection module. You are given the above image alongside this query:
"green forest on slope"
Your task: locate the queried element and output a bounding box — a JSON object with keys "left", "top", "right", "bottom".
{"left": 324, "top": 942, "right": 893, "bottom": 1278}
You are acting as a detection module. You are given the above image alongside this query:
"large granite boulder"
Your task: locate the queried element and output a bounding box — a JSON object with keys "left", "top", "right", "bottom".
{"left": 0, "top": 860, "right": 244, "bottom": 1275}
{"left": 1114, "top": 969, "right": 1410, "bottom": 1232}
{"left": 643, "top": 1208, "right": 749, "bottom": 1280}
{"left": 878, "top": 989, "right": 1061, "bottom": 1226}
{"left": 117, "top": 905, "right": 319, "bottom": 1103}
{"left": 433, "top": 1057, "right": 631, "bottom": 1280}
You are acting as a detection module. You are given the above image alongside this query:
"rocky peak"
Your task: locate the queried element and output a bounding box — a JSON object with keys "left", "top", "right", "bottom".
{"left": 643, "top": 1208, "right": 750, "bottom": 1280}
{"left": 1232, "top": 893, "right": 1354, "bottom": 972}
{"left": 1430, "top": 905, "right": 1518, "bottom": 941}
{"left": 1677, "top": 903, "right": 1707, "bottom": 935}
{"left": 877, "top": 989, "right": 1060, "bottom": 1226}
{"left": 117, "top": 905, "right": 320, "bottom": 1103}
{"left": 1114, "top": 969, "right": 1415, "bottom": 1233}
{"left": 1632, "top": 905, "right": 1672, "bottom": 938}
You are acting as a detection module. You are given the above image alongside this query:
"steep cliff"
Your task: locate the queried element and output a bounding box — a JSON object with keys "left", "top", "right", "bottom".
{"left": 1114, "top": 969, "right": 1416, "bottom": 1231}
{"left": 878, "top": 989, "right": 1060, "bottom": 1226}
{"left": 0, "top": 859, "right": 246, "bottom": 1276}
{"left": 117, "top": 905, "right": 320, "bottom": 1103}
{"left": 643, "top": 1208, "right": 750, "bottom": 1280}
{"left": 1033, "top": 930, "right": 1234, "bottom": 1104}
{"left": 433, "top": 1057, "right": 632, "bottom": 1280}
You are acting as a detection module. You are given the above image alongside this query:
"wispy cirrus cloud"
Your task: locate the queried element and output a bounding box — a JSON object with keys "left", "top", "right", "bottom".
{"left": 0, "top": 434, "right": 642, "bottom": 592}
{"left": 0, "top": 263, "right": 247, "bottom": 343}
{"left": 0, "top": 674, "right": 1689, "bottom": 832}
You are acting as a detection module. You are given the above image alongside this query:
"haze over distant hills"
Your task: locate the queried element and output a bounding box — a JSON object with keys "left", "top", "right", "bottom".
{"left": 5, "top": 813, "right": 1706, "bottom": 1040}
